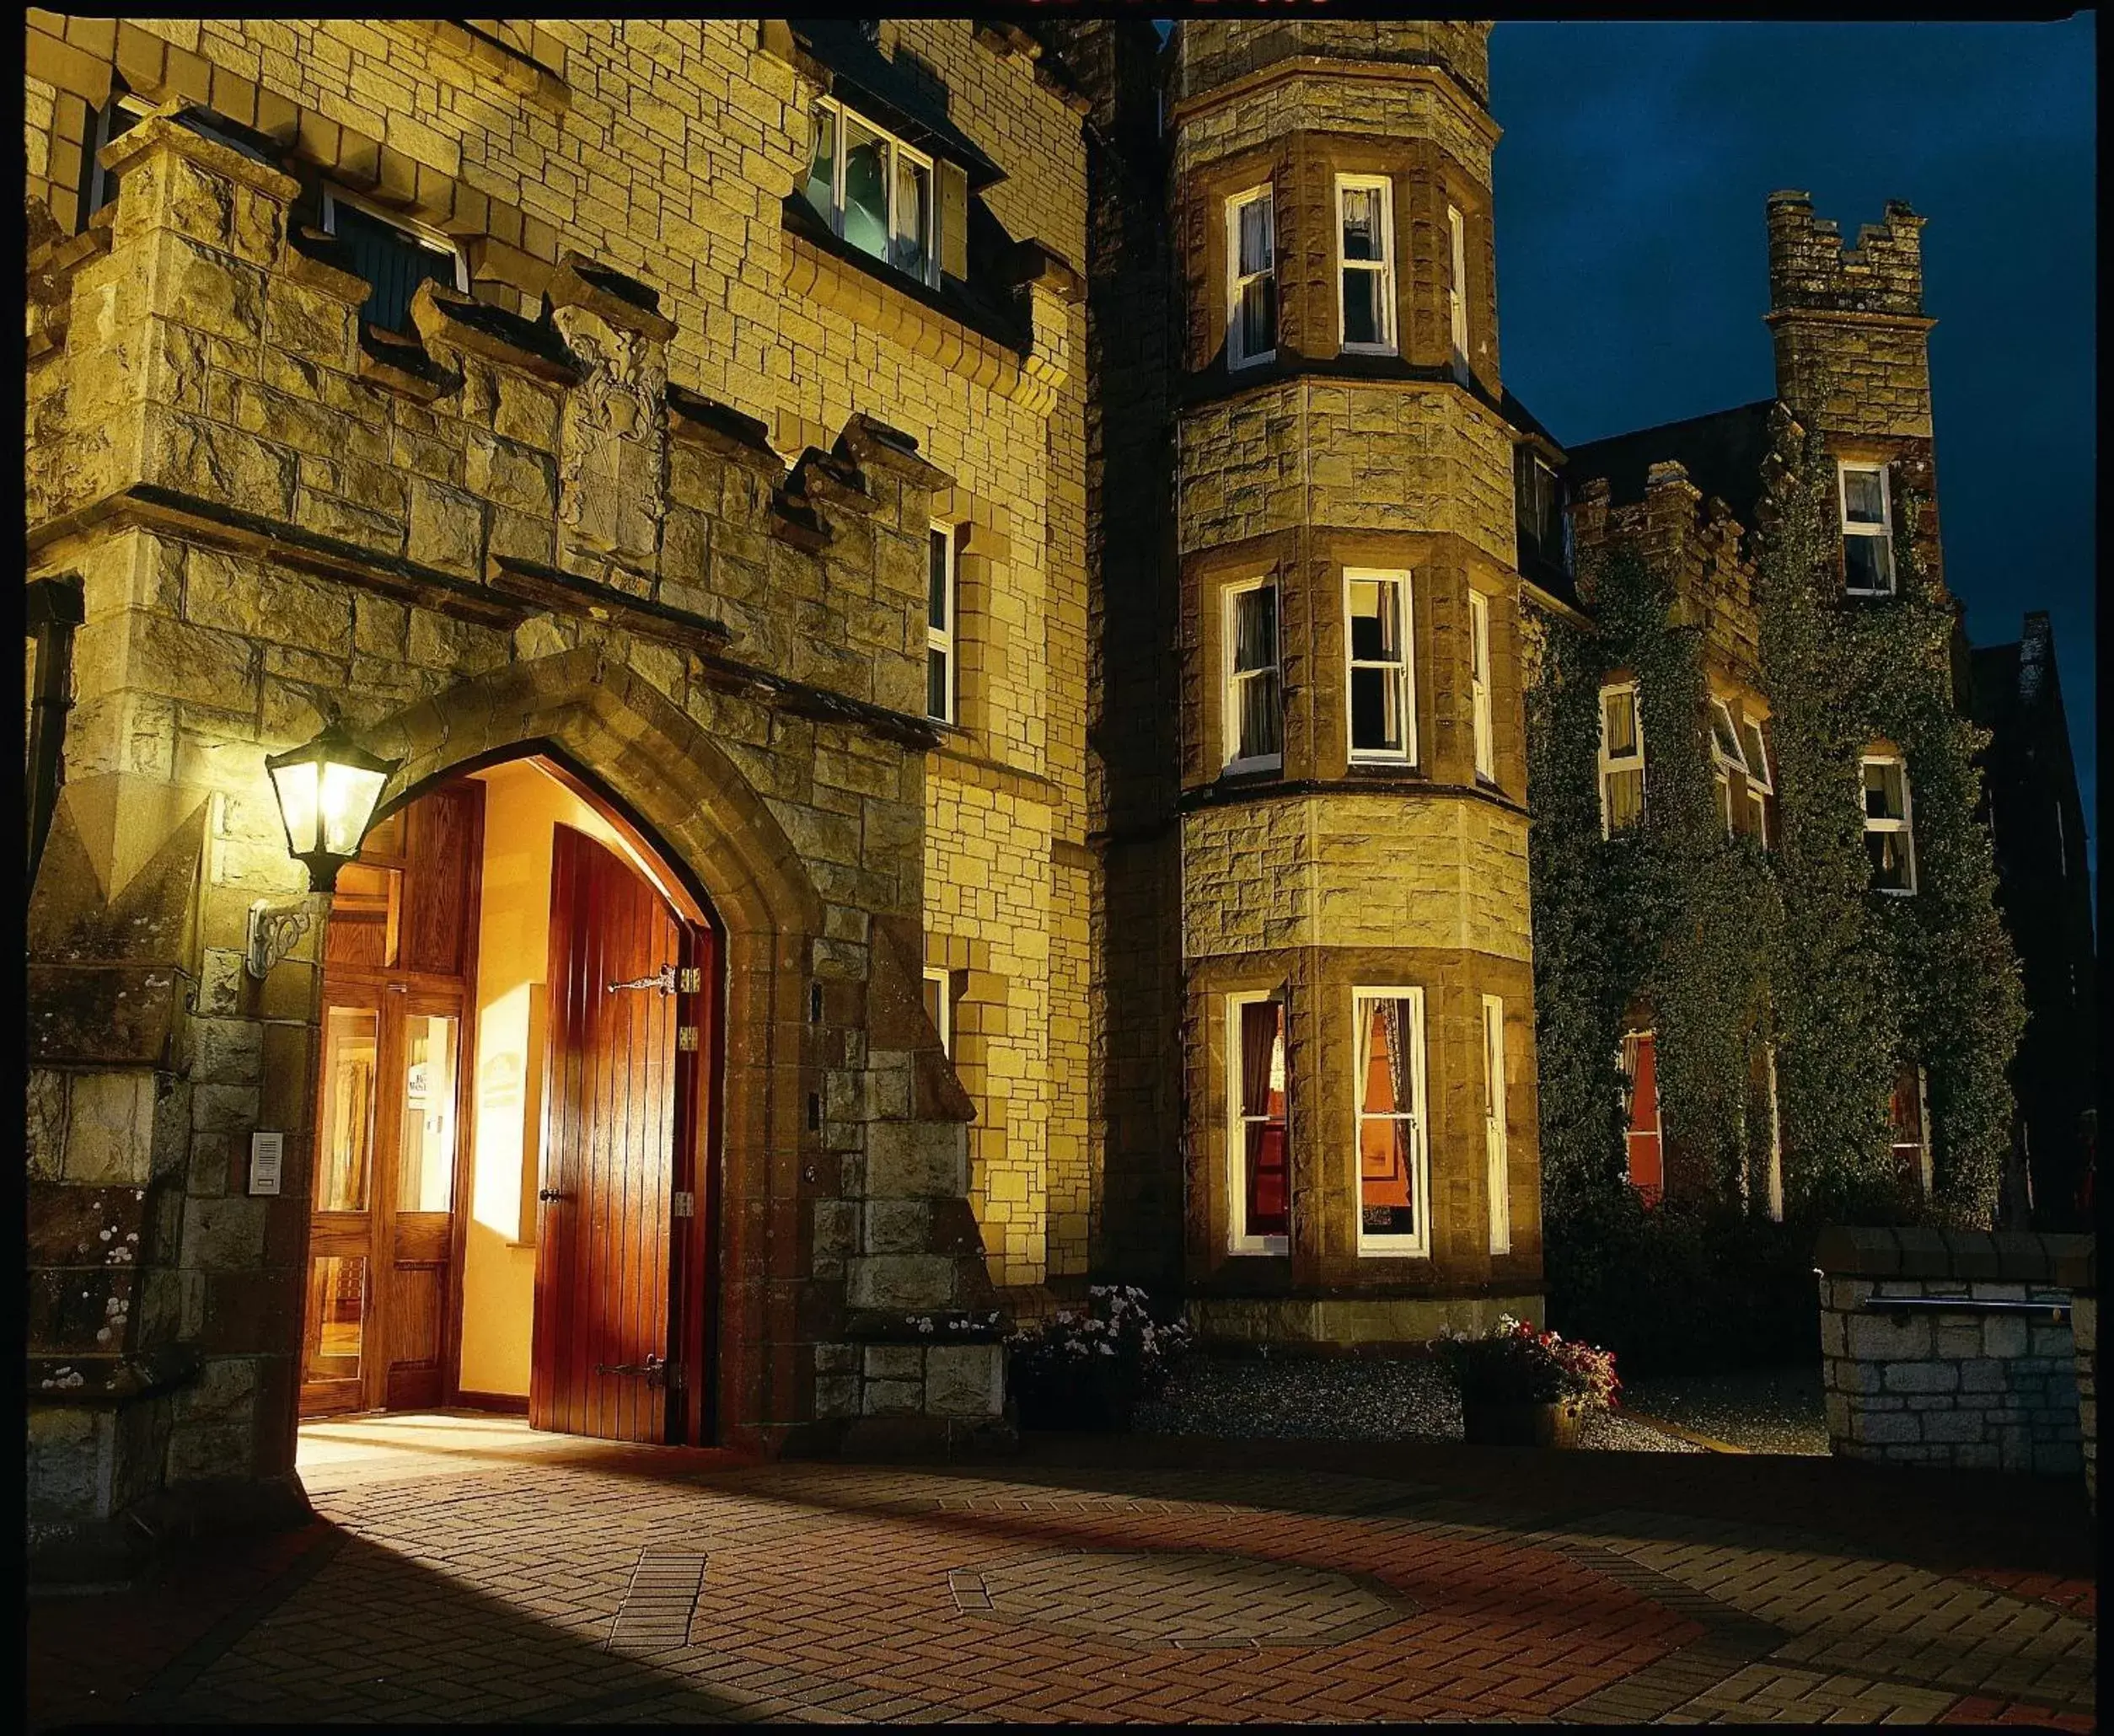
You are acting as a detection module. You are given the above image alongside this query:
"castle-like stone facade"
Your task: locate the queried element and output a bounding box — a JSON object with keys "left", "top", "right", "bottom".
{"left": 23, "top": 17, "right": 2020, "bottom": 1574}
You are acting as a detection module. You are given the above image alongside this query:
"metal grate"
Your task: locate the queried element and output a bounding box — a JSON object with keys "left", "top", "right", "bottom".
{"left": 605, "top": 1549, "right": 706, "bottom": 1655}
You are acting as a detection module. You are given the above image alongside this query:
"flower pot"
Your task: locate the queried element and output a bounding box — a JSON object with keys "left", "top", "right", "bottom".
{"left": 1461, "top": 1396, "right": 1584, "bottom": 1449}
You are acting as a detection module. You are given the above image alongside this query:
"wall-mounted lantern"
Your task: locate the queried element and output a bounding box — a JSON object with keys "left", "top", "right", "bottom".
{"left": 245, "top": 719, "right": 400, "bottom": 978}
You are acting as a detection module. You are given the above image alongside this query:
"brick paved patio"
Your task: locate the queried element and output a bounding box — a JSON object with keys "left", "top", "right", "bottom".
{"left": 27, "top": 1414, "right": 2097, "bottom": 1728}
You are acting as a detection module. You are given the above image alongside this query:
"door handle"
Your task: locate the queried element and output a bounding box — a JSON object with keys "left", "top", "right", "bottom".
{"left": 594, "top": 1353, "right": 668, "bottom": 1386}
{"left": 538, "top": 1189, "right": 571, "bottom": 1203}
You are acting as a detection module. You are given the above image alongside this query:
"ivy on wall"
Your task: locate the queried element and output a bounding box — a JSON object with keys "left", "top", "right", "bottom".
{"left": 1526, "top": 426, "right": 2023, "bottom": 1230}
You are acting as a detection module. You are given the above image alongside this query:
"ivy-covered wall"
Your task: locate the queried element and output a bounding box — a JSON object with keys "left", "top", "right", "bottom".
{"left": 1524, "top": 424, "right": 2022, "bottom": 1235}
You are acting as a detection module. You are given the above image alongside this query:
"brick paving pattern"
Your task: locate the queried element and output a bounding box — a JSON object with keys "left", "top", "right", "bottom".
{"left": 28, "top": 1422, "right": 2099, "bottom": 1728}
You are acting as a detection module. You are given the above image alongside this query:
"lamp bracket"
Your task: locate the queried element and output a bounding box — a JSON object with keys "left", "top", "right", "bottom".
{"left": 245, "top": 895, "right": 316, "bottom": 980}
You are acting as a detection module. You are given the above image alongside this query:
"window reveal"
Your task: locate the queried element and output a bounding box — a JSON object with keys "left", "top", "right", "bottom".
{"left": 1620, "top": 1030, "right": 1663, "bottom": 1203}
{"left": 1345, "top": 571, "right": 1412, "bottom": 762}
{"left": 1337, "top": 176, "right": 1395, "bottom": 353}
{"left": 1230, "top": 995, "right": 1289, "bottom": 1251}
{"left": 926, "top": 524, "right": 956, "bottom": 724}
{"left": 1598, "top": 682, "right": 1645, "bottom": 834}
{"left": 921, "top": 967, "right": 952, "bottom": 1057}
{"left": 1225, "top": 580, "right": 1282, "bottom": 770}
{"left": 1891, "top": 1062, "right": 1932, "bottom": 1194}
{"left": 1469, "top": 589, "right": 1494, "bottom": 781}
{"left": 1862, "top": 753, "right": 1917, "bottom": 893}
{"left": 1483, "top": 994, "right": 1510, "bottom": 1256}
{"left": 1447, "top": 203, "right": 1470, "bottom": 380}
{"left": 1355, "top": 989, "right": 1428, "bottom": 1253}
{"left": 1226, "top": 185, "right": 1277, "bottom": 368}
{"left": 1839, "top": 461, "right": 1896, "bottom": 596}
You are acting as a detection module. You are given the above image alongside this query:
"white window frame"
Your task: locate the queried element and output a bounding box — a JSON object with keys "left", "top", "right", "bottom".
{"left": 922, "top": 966, "right": 952, "bottom": 1057}
{"left": 1838, "top": 460, "right": 1897, "bottom": 597}
{"left": 1598, "top": 680, "right": 1645, "bottom": 837}
{"left": 1740, "top": 710, "right": 1774, "bottom": 846}
{"left": 1334, "top": 174, "right": 1396, "bottom": 356}
{"left": 1860, "top": 752, "right": 1918, "bottom": 895}
{"left": 1483, "top": 994, "right": 1510, "bottom": 1256}
{"left": 1343, "top": 568, "right": 1415, "bottom": 765}
{"left": 926, "top": 522, "right": 956, "bottom": 726}
{"left": 800, "top": 94, "right": 942, "bottom": 290}
{"left": 1708, "top": 697, "right": 1748, "bottom": 839}
{"left": 1222, "top": 576, "right": 1282, "bottom": 774}
{"left": 1468, "top": 589, "right": 1494, "bottom": 782}
{"left": 1447, "top": 203, "right": 1470, "bottom": 382}
{"left": 1353, "top": 985, "right": 1430, "bottom": 1260}
{"left": 1226, "top": 184, "right": 1277, "bottom": 371}
{"left": 1226, "top": 989, "right": 1290, "bottom": 1256}
{"left": 319, "top": 186, "right": 472, "bottom": 292}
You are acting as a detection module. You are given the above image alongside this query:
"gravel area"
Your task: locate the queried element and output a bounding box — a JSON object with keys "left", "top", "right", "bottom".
{"left": 1132, "top": 1354, "right": 1704, "bottom": 1453}
{"left": 1617, "top": 1364, "right": 1829, "bottom": 1455}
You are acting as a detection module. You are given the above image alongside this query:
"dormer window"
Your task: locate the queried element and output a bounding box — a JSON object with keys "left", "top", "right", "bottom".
{"left": 320, "top": 189, "right": 469, "bottom": 337}
{"left": 800, "top": 95, "right": 940, "bottom": 289}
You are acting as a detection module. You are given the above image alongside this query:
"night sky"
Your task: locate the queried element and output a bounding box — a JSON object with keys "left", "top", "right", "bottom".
{"left": 1487, "top": 19, "right": 2097, "bottom": 885}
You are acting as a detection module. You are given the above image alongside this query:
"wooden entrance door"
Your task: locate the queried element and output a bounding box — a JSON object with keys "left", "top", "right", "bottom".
{"left": 530, "top": 824, "right": 689, "bottom": 1444}
{"left": 300, "top": 780, "right": 483, "bottom": 1417}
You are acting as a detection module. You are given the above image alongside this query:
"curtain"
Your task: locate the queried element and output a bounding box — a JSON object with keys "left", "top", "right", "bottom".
{"left": 1359, "top": 1000, "right": 1413, "bottom": 1209}
{"left": 1241, "top": 1002, "right": 1286, "bottom": 1235}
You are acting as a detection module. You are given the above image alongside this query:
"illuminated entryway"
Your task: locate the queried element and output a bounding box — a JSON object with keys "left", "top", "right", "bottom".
{"left": 298, "top": 753, "right": 722, "bottom": 1445}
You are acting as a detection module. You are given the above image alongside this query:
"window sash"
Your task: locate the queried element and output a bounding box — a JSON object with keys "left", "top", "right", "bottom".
{"left": 1225, "top": 580, "right": 1282, "bottom": 770}
{"left": 926, "top": 524, "right": 955, "bottom": 724}
{"left": 1861, "top": 755, "right": 1917, "bottom": 893}
{"left": 1447, "top": 204, "right": 1469, "bottom": 378}
{"left": 1344, "top": 570, "right": 1414, "bottom": 763}
{"left": 802, "top": 95, "right": 941, "bottom": 289}
{"left": 1891, "top": 1063, "right": 1933, "bottom": 1194}
{"left": 1483, "top": 994, "right": 1510, "bottom": 1256}
{"left": 1336, "top": 176, "right": 1395, "bottom": 354}
{"left": 1226, "top": 187, "right": 1277, "bottom": 368}
{"left": 1619, "top": 1030, "right": 1664, "bottom": 1203}
{"left": 1838, "top": 463, "right": 1896, "bottom": 594}
{"left": 1227, "top": 992, "right": 1290, "bottom": 1253}
{"left": 1354, "top": 987, "right": 1429, "bottom": 1256}
{"left": 1469, "top": 590, "right": 1494, "bottom": 780}
{"left": 1599, "top": 683, "right": 1645, "bottom": 835}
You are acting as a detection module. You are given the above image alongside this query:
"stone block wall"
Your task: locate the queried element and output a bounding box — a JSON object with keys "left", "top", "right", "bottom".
{"left": 1815, "top": 1225, "right": 2093, "bottom": 1477}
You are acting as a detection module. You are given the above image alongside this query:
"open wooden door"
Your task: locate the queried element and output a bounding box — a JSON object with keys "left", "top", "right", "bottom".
{"left": 530, "top": 824, "right": 691, "bottom": 1444}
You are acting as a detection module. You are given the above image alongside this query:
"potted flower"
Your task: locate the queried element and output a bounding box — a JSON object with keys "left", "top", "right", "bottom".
{"left": 1007, "top": 1285, "right": 1193, "bottom": 1432}
{"left": 1430, "top": 1315, "right": 1620, "bottom": 1448}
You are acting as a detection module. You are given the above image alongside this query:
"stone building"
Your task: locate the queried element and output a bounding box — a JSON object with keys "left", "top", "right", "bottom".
{"left": 20, "top": 15, "right": 2037, "bottom": 1575}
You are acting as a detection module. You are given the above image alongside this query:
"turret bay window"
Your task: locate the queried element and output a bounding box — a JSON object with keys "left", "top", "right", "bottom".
{"left": 1224, "top": 577, "right": 1282, "bottom": 772}
{"left": 1483, "top": 994, "right": 1510, "bottom": 1256}
{"left": 801, "top": 95, "right": 940, "bottom": 288}
{"left": 1344, "top": 570, "right": 1414, "bottom": 764}
{"left": 1226, "top": 185, "right": 1277, "bottom": 368}
{"left": 1598, "top": 681, "right": 1645, "bottom": 834}
{"left": 1447, "top": 204, "right": 1470, "bottom": 381}
{"left": 1619, "top": 1030, "right": 1664, "bottom": 1203}
{"left": 1838, "top": 461, "right": 1896, "bottom": 596}
{"left": 1336, "top": 175, "right": 1396, "bottom": 354}
{"left": 1709, "top": 698, "right": 1747, "bottom": 837}
{"left": 1862, "top": 753, "right": 1916, "bottom": 893}
{"left": 926, "top": 523, "right": 956, "bottom": 724}
{"left": 321, "top": 190, "right": 469, "bottom": 337}
{"left": 1355, "top": 988, "right": 1429, "bottom": 1256}
{"left": 1469, "top": 589, "right": 1494, "bottom": 781}
{"left": 1228, "top": 994, "right": 1289, "bottom": 1254}
{"left": 1740, "top": 711, "right": 1774, "bottom": 844}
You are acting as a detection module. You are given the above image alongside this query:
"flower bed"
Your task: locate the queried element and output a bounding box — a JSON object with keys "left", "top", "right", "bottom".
{"left": 1007, "top": 1286, "right": 1193, "bottom": 1432}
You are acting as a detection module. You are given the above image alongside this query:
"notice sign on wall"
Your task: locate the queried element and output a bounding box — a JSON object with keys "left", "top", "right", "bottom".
{"left": 249, "top": 1131, "right": 285, "bottom": 1197}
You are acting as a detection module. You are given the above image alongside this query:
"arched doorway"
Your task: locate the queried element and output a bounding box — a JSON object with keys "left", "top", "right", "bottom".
{"left": 297, "top": 750, "right": 724, "bottom": 1446}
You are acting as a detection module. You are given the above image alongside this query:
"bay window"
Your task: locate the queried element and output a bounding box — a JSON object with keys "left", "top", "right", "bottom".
{"left": 1228, "top": 993, "right": 1289, "bottom": 1253}
{"left": 1354, "top": 988, "right": 1429, "bottom": 1256}
{"left": 1336, "top": 175, "right": 1396, "bottom": 354}
{"left": 1344, "top": 570, "right": 1414, "bottom": 764}
{"left": 1226, "top": 185, "right": 1277, "bottom": 369}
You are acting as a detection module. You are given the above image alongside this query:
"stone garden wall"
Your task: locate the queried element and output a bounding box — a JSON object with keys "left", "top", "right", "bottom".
{"left": 1815, "top": 1225, "right": 2093, "bottom": 1478}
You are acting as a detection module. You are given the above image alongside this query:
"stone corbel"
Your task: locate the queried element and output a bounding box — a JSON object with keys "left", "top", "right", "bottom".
{"left": 835, "top": 412, "right": 953, "bottom": 498}
{"left": 408, "top": 277, "right": 582, "bottom": 386}
{"left": 664, "top": 384, "right": 786, "bottom": 481}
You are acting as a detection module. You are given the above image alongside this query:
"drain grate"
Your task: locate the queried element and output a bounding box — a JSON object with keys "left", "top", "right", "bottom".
{"left": 606, "top": 1549, "right": 707, "bottom": 1655}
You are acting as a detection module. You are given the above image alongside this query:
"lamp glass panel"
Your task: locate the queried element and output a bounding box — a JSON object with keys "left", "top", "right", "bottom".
{"left": 271, "top": 758, "right": 323, "bottom": 856}
{"left": 319, "top": 763, "right": 389, "bottom": 858}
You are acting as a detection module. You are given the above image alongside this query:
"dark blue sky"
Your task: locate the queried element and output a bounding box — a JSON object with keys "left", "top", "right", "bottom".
{"left": 1488, "top": 19, "right": 2097, "bottom": 882}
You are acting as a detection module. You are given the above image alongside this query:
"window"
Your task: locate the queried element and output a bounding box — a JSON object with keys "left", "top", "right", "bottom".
{"left": 799, "top": 95, "right": 940, "bottom": 288}
{"left": 1708, "top": 698, "right": 1747, "bottom": 838}
{"left": 1619, "top": 1030, "right": 1663, "bottom": 1203}
{"left": 1223, "top": 578, "right": 1282, "bottom": 772}
{"left": 926, "top": 523, "right": 956, "bottom": 724}
{"left": 1227, "top": 993, "right": 1289, "bottom": 1253}
{"left": 1763, "top": 1043, "right": 1784, "bottom": 1223}
{"left": 78, "top": 90, "right": 153, "bottom": 228}
{"left": 1344, "top": 570, "right": 1413, "bottom": 764}
{"left": 1598, "top": 682, "right": 1645, "bottom": 835}
{"left": 1515, "top": 449, "right": 1565, "bottom": 571}
{"left": 921, "top": 967, "right": 952, "bottom": 1056}
{"left": 1468, "top": 590, "right": 1494, "bottom": 782}
{"left": 1861, "top": 753, "right": 1917, "bottom": 893}
{"left": 1226, "top": 185, "right": 1277, "bottom": 369}
{"left": 321, "top": 190, "right": 469, "bottom": 337}
{"left": 1891, "top": 1063, "right": 1932, "bottom": 1194}
{"left": 1740, "top": 711, "right": 1774, "bottom": 845}
{"left": 1447, "top": 204, "right": 1470, "bottom": 382}
{"left": 1483, "top": 994, "right": 1510, "bottom": 1255}
{"left": 1335, "top": 175, "right": 1395, "bottom": 354}
{"left": 1355, "top": 988, "right": 1429, "bottom": 1256}
{"left": 1838, "top": 461, "right": 1896, "bottom": 596}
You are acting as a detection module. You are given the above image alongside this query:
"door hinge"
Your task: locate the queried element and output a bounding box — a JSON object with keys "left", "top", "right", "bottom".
{"left": 678, "top": 966, "right": 702, "bottom": 994}
{"left": 672, "top": 1190, "right": 695, "bottom": 1219}
{"left": 677, "top": 1026, "right": 700, "bottom": 1052}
